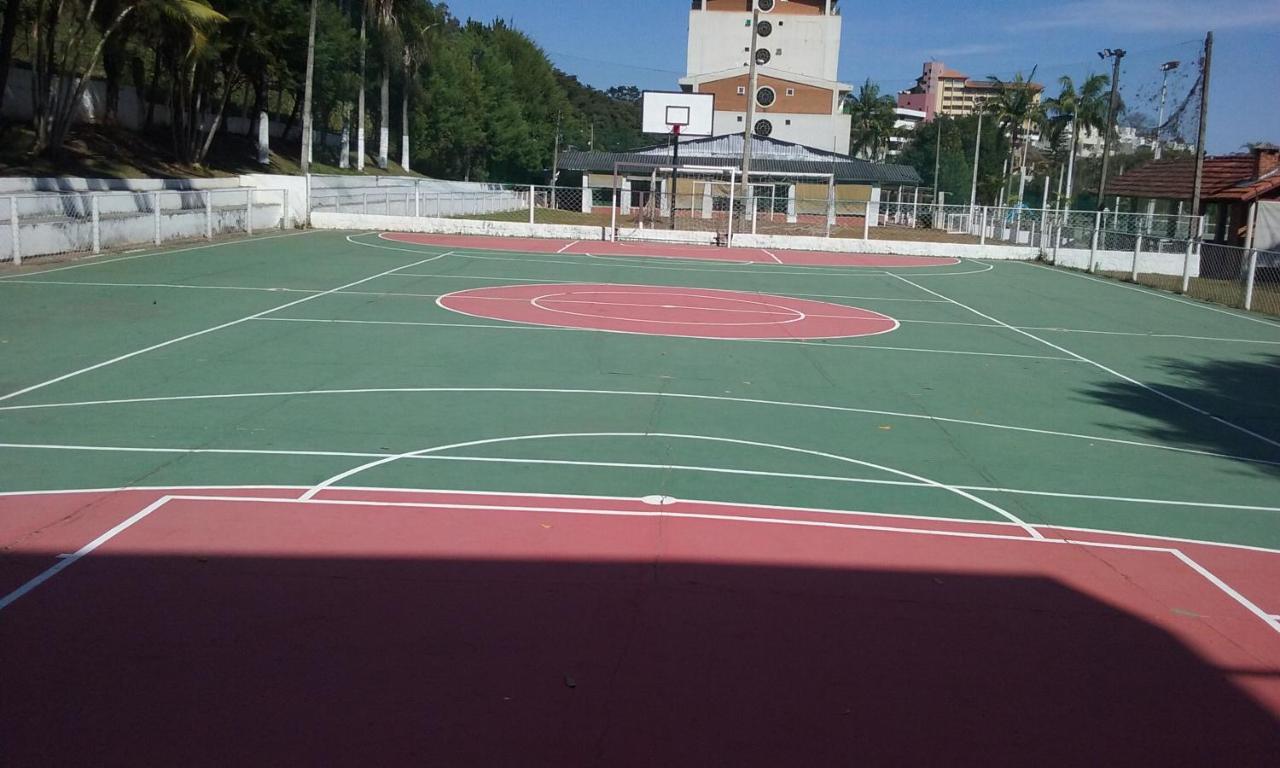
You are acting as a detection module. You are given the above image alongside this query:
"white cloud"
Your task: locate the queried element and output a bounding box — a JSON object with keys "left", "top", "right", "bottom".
{"left": 1011, "top": 0, "right": 1280, "bottom": 32}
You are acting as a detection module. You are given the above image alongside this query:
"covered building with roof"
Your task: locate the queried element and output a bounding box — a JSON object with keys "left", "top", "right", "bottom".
{"left": 1107, "top": 145, "right": 1280, "bottom": 245}
{"left": 557, "top": 133, "right": 923, "bottom": 227}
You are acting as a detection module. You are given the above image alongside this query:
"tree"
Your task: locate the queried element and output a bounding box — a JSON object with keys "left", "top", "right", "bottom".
{"left": 300, "top": 0, "right": 317, "bottom": 173}
{"left": 1042, "top": 73, "right": 1112, "bottom": 206}
{"left": 845, "top": 79, "right": 896, "bottom": 161}
{"left": 0, "top": 0, "right": 21, "bottom": 115}
{"left": 983, "top": 68, "right": 1044, "bottom": 204}
{"left": 29, "top": 0, "right": 226, "bottom": 157}
{"left": 899, "top": 115, "right": 1004, "bottom": 206}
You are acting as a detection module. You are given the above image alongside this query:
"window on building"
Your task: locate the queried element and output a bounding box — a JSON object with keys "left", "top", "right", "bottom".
{"left": 737, "top": 86, "right": 746, "bottom": 95}
{"left": 785, "top": 88, "right": 795, "bottom": 97}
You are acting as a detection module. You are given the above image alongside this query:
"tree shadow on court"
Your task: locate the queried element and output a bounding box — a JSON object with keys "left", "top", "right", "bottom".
{"left": 1081, "top": 354, "right": 1280, "bottom": 474}
{"left": 3, "top": 553, "right": 1278, "bottom": 766}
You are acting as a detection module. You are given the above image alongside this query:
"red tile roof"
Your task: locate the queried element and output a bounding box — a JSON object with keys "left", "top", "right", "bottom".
{"left": 1107, "top": 154, "right": 1280, "bottom": 202}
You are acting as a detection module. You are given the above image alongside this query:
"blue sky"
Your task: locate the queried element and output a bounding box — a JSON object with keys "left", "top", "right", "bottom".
{"left": 444, "top": 0, "right": 1278, "bottom": 154}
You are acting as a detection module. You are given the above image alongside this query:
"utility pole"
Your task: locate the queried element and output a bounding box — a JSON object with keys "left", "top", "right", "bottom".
{"left": 300, "top": 0, "right": 318, "bottom": 175}
{"left": 1191, "top": 32, "right": 1213, "bottom": 222}
{"left": 549, "top": 111, "right": 562, "bottom": 186}
{"left": 1064, "top": 112, "right": 1078, "bottom": 209}
{"left": 969, "top": 110, "right": 984, "bottom": 212}
{"left": 1154, "top": 60, "right": 1180, "bottom": 160}
{"left": 740, "top": 8, "right": 762, "bottom": 202}
{"left": 1097, "top": 48, "right": 1126, "bottom": 211}
{"left": 932, "top": 120, "right": 942, "bottom": 206}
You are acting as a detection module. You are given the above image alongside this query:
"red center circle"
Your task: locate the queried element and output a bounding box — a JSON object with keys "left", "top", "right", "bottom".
{"left": 437, "top": 283, "right": 899, "bottom": 339}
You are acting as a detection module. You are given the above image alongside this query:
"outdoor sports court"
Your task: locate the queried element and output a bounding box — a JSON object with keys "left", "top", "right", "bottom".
{"left": 2, "top": 229, "right": 1279, "bottom": 764}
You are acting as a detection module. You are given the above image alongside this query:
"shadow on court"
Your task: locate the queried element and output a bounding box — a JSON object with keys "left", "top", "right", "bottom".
{"left": 1083, "top": 354, "right": 1280, "bottom": 473}
{"left": 3, "top": 554, "right": 1278, "bottom": 766}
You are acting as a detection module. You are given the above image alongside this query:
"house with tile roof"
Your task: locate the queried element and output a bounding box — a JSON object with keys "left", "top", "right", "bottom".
{"left": 1106, "top": 145, "right": 1280, "bottom": 245}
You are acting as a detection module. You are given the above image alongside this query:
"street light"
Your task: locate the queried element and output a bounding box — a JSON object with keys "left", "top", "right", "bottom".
{"left": 1155, "top": 60, "right": 1180, "bottom": 160}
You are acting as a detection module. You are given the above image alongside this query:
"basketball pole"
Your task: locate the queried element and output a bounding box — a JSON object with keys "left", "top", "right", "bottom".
{"left": 670, "top": 124, "right": 681, "bottom": 229}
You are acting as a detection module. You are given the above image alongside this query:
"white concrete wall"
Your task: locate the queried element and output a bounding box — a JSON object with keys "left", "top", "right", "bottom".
{"left": 309, "top": 212, "right": 605, "bottom": 242}
{"left": 687, "top": 9, "right": 841, "bottom": 81}
{"left": 1053, "top": 246, "right": 1199, "bottom": 277}
{"left": 616, "top": 228, "right": 719, "bottom": 246}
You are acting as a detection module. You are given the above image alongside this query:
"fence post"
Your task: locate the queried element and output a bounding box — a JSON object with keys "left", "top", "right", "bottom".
{"left": 528, "top": 185, "right": 536, "bottom": 225}
{"left": 726, "top": 172, "right": 736, "bottom": 244}
{"left": 245, "top": 189, "right": 254, "bottom": 236}
{"left": 979, "top": 207, "right": 988, "bottom": 246}
{"left": 281, "top": 189, "right": 289, "bottom": 230}
{"left": 1180, "top": 238, "right": 1194, "bottom": 294}
{"left": 205, "top": 191, "right": 213, "bottom": 239}
{"left": 1089, "top": 210, "right": 1102, "bottom": 273}
{"left": 862, "top": 199, "right": 871, "bottom": 241}
{"left": 152, "top": 192, "right": 162, "bottom": 245}
{"left": 91, "top": 195, "right": 101, "bottom": 254}
{"left": 751, "top": 191, "right": 758, "bottom": 235}
{"left": 1130, "top": 235, "right": 1142, "bottom": 282}
{"left": 1244, "top": 249, "right": 1259, "bottom": 311}
{"left": 9, "top": 196, "right": 20, "bottom": 266}
{"left": 414, "top": 183, "right": 421, "bottom": 218}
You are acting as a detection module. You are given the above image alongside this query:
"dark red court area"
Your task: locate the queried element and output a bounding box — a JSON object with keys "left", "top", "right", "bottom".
{"left": 3, "top": 488, "right": 1279, "bottom": 766}
{"left": 437, "top": 283, "right": 900, "bottom": 339}
{"left": 381, "top": 232, "right": 963, "bottom": 267}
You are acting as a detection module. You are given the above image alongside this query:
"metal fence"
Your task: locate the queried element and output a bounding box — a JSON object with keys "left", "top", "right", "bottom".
{"left": 1, "top": 188, "right": 290, "bottom": 266}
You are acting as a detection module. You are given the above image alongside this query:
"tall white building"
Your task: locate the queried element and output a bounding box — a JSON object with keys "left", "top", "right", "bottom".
{"left": 678, "top": 0, "right": 853, "bottom": 155}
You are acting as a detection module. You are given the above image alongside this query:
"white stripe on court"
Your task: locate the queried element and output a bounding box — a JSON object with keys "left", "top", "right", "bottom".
{"left": 556, "top": 241, "right": 580, "bottom": 254}
{"left": 2, "top": 386, "right": 1273, "bottom": 467}
{"left": 888, "top": 273, "right": 1280, "bottom": 452}
{"left": 761, "top": 249, "right": 784, "bottom": 264}
{"left": 0, "top": 252, "right": 453, "bottom": 404}
{"left": 0, "top": 229, "right": 321, "bottom": 280}
{"left": 252, "top": 315, "right": 1080, "bottom": 362}
{"left": 3, "top": 441, "right": 1278, "bottom": 516}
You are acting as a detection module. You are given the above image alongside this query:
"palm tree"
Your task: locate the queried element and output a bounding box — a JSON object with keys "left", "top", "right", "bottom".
{"left": 1042, "top": 73, "right": 1111, "bottom": 205}
{"left": 984, "top": 68, "right": 1044, "bottom": 205}
{"left": 845, "top": 79, "right": 896, "bottom": 161}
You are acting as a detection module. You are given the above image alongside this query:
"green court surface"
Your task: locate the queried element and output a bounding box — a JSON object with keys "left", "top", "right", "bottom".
{"left": 1, "top": 229, "right": 1278, "bottom": 548}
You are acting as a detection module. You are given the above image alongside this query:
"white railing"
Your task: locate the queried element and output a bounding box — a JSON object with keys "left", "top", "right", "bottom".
{"left": 1, "top": 188, "right": 289, "bottom": 265}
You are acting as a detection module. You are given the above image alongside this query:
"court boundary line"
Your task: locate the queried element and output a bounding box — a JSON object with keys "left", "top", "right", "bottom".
{"left": 3, "top": 385, "right": 1272, "bottom": 467}
{"left": 3, "top": 488, "right": 1277, "bottom": 638}
{"left": 0, "top": 229, "right": 321, "bottom": 281}
{"left": 4, "top": 483, "right": 1280, "bottom": 555}
{"left": 888, "top": 273, "right": 1280, "bottom": 453}
{"left": 0, "top": 251, "right": 454, "bottom": 404}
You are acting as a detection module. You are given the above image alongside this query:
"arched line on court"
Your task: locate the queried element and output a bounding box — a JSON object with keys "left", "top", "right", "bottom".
{"left": 301, "top": 431, "right": 1043, "bottom": 538}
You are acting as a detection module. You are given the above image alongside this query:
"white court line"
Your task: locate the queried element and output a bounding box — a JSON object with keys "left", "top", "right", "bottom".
{"left": 298, "top": 431, "right": 1044, "bottom": 537}
{"left": 4, "top": 385, "right": 1271, "bottom": 467}
{"left": 1023, "top": 261, "right": 1280, "bottom": 329}
{"left": 0, "top": 252, "right": 453, "bottom": 404}
{"left": 6, "top": 442, "right": 1278, "bottom": 515}
{"left": 0, "top": 495, "right": 174, "bottom": 612}
{"left": 0, "top": 279, "right": 319, "bottom": 295}
{"left": 0, "top": 229, "right": 321, "bottom": 280}
{"left": 903, "top": 317, "right": 1280, "bottom": 345}
{"left": 5, "top": 482, "right": 1280, "bottom": 555}
{"left": 251, "top": 316, "right": 1067, "bottom": 362}
{"left": 556, "top": 241, "right": 580, "bottom": 254}
{"left": 585, "top": 252, "right": 756, "bottom": 265}
{"left": 5, "top": 489, "right": 1274, "bottom": 635}
{"left": 888, "top": 273, "right": 1280, "bottom": 452}
{"left": 761, "top": 249, "right": 784, "bottom": 264}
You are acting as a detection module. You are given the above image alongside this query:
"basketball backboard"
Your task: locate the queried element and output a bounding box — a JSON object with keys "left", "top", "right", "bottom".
{"left": 641, "top": 91, "right": 715, "bottom": 137}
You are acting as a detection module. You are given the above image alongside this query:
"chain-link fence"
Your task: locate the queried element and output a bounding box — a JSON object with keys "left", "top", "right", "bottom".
{"left": 1, "top": 188, "right": 289, "bottom": 266}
